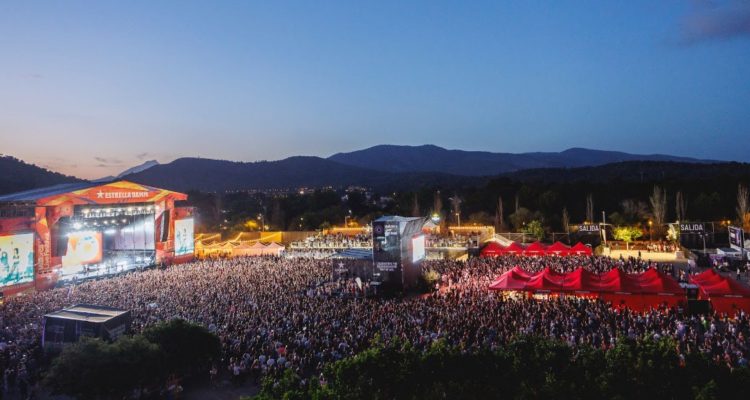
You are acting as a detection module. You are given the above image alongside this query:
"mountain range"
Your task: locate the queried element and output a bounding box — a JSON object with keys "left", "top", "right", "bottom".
{"left": 328, "top": 145, "right": 716, "bottom": 176}
{"left": 0, "top": 145, "right": 732, "bottom": 195}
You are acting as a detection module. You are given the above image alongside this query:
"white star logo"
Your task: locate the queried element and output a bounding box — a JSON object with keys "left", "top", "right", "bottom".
{"left": 96, "top": 191, "right": 104, "bottom": 198}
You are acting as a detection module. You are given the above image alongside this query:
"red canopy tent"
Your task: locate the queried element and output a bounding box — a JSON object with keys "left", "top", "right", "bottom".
{"left": 488, "top": 266, "right": 533, "bottom": 290}
{"left": 546, "top": 241, "right": 570, "bottom": 256}
{"left": 690, "top": 269, "right": 750, "bottom": 314}
{"left": 480, "top": 242, "right": 506, "bottom": 257}
{"left": 523, "top": 241, "right": 547, "bottom": 256}
{"left": 569, "top": 242, "right": 593, "bottom": 256}
{"left": 504, "top": 242, "right": 524, "bottom": 255}
{"left": 489, "top": 267, "right": 686, "bottom": 311}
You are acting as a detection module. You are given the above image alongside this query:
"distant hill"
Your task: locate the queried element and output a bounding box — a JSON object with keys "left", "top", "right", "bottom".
{"left": 328, "top": 145, "right": 717, "bottom": 176}
{"left": 0, "top": 156, "right": 84, "bottom": 195}
{"left": 123, "top": 156, "right": 481, "bottom": 192}
{"left": 502, "top": 161, "right": 750, "bottom": 184}
{"left": 94, "top": 160, "right": 160, "bottom": 182}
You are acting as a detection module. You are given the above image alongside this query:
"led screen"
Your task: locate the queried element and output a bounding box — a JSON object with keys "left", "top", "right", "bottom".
{"left": 0, "top": 233, "right": 34, "bottom": 287}
{"left": 175, "top": 218, "right": 195, "bottom": 256}
{"left": 412, "top": 235, "right": 425, "bottom": 263}
{"left": 62, "top": 231, "right": 103, "bottom": 269}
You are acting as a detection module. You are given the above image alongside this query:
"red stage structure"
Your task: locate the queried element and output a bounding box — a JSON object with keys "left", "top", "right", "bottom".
{"left": 0, "top": 181, "right": 193, "bottom": 297}
{"left": 489, "top": 267, "right": 686, "bottom": 311}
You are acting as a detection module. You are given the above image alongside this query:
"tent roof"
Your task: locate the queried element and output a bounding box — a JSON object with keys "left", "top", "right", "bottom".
{"left": 504, "top": 242, "right": 524, "bottom": 253}
{"left": 546, "top": 241, "right": 570, "bottom": 254}
{"left": 570, "top": 242, "right": 593, "bottom": 255}
{"left": 480, "top": 241, "right": 506, "bottom": 257}
{"left": 690, "top": 269, "right": 750, "bottom": 298}
{"left": 523, "top": 241, "right": 547, "bottom": 254}
{"left": 489, "top": 267, "right": 684, "bottom": 296}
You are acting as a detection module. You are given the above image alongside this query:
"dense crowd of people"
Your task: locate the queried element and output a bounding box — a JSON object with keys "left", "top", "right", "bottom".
{"left": 1, "top": 254, "right": 749, "bottom": 397}
{"left": 290, "top": 233, "right": 371, "bottom": 249}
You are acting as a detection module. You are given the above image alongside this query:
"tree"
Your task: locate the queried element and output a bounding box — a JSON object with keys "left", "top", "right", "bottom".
{"left": 522, "top": 220, "right": 545, "bottom": 240}
{"left": 649, "top": 186, "right": 667, "bottom": 237}
{"left": 586, "top": 194, "right": 594, "bottom": 223}
{"left": 612, "top": 226, "right": 643, "bottom": 249}
{"left": 495, "top": 196, "right": 506, "bottom": 231}
{"left": 45, "top": 336, "right": 163, "bottom": 400}
{"left": 621, "top": 199, "right": 649, "bottom": 223}
{"left": 449, "top": 194, "right": 462, "bottom": 225}
{"left": 142, "top": 319, "right": 221, "bottom": 377}
{"left": 509, "top": 207, "right": 533, "bottom": 231}
{"left": 737, "top": 184, "right": 749, "bottom": 229}
{"left": 676, "top": 191, "right": 687, "bottom": 222}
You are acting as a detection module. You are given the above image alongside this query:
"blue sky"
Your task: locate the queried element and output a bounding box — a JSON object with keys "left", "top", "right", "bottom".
{"left": 1, "top": 1, "right": 749, "bottom": 179}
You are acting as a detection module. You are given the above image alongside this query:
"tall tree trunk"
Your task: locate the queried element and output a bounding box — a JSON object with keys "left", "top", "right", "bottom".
{"left": 586, "top": 194, "right": 594, "bottom": 223}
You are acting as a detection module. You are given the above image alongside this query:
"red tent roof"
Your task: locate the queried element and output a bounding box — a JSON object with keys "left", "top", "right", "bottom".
{"left": 489, "top": 267, "right": 684, "bottom": 296}
{"left": 480, "top": 242, "right": 506, "bottom": 257}
{"left": 690, "top": 270, "right": 750, "bottom": 298}
{"left": 523, "top": 241, "right": 547, "bottom": 255}
{"left": 504, "top": 242, "right": 524, "bottom": 254}
{"left": 546, "top": 241, "right": 570, "bottom": 255}
{"left": 570, "top": 242, "right": 593, "bottom": 255}
{"left": 488, "top": 266, "right": 533, "bottom": 290}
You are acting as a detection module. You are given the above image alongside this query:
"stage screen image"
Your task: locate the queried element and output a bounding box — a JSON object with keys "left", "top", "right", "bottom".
{"left": 412, "top": 235, "right": 425, "bottom": 263}
{"left": 175, "top": 218, "right": 195, "bottom": 256}
{"left": 113, "top": 215, "right": 155, "bottom": 250}
{"left": 62, "top": 232, "right": 103, "bottom": 271}
{"left": 0, "top": 233, "right": 34, "bottom": 288}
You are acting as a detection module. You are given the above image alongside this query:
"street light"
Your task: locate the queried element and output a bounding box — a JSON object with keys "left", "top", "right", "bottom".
{"left": 455, "top": 212, "right": 461, "bottom": 227}
{"left": 257, "top": 213, "right": 265, "bottom": 232}
{"left": 648, "top": 220, "right": 653, "bottom": 242}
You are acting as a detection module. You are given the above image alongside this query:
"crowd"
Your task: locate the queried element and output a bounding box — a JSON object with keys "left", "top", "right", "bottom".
{"left": 290, "top": 233, "right": 371, "bottom": 249}
{"left": 1, "top": 254, "right": 749, "bottom": 397}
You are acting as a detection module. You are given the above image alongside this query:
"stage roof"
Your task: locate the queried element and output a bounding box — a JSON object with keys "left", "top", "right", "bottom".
{"left": 0, "top": 180, "right": 187, "bottom": 206}
{"left": 44, "top": 304, "right": 129, "bottom": 323}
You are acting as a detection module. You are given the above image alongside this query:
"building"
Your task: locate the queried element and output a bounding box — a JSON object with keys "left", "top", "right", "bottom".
{"left": 0, "top": 180, "right": 194, "bottom": 297}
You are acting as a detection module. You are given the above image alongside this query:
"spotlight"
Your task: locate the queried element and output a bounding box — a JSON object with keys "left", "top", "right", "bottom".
{"left": 73, "top": 222, "right": 82, "bottom": 230}
{"left": 104, "top": 229, "right": 116, "bottom": 235}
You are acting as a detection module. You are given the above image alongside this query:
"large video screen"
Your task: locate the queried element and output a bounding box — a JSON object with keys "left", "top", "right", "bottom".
{"left": 62, "top": 231, "right": 103, "bottom": 269}
{"left": 412, "top": 235, "right": 425, "bottom": 263}
{"left": 0, "top": 233, "right": 34, "bottom": 287}
{"left": 175, "top": 218, "right": 195, "bottom": 256}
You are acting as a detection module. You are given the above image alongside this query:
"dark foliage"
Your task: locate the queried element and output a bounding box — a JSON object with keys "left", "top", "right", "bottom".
{"left": 251, "top": 337, "right": 750, "bottom": 400}
{"left": 44, "top": 319, "right": 220, "bottom": 399}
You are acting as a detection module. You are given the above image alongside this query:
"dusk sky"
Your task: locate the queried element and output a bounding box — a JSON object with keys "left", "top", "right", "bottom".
{"left": 1, "top": 1, "right": 749, "bottom": 179}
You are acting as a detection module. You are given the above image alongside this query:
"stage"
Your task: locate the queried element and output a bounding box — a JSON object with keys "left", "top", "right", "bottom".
{"left": 0, "top": 180, "right": 195, "bottom": 296}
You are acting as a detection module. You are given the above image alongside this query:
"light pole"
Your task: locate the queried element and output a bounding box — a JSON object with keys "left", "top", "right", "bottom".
{"left": 648, "top": 220, "right": 653, "bottom": 242}
{"left": 257, "top": 213, "right": 264, "bottom": 232}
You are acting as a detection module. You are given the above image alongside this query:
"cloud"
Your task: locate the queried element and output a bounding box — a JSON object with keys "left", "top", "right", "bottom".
{"left": 679, "top": 0, "right": 750, "bottom": 44}
{"left": 93, "top": 156, "right": 123, "bottom": 165}
{"left": 136, "top": 152, "right": 154, "bottom": 160}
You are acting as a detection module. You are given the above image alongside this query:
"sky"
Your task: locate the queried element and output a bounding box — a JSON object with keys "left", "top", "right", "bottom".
{"left": 1, "top": 0, "right": 749, "bottom": 179}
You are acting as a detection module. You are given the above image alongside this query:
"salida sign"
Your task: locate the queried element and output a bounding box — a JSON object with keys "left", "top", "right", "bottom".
{"left": 577, "top": 224, "right": 600, "bottom": 234}
{"left": 679, "top": 223, "right": 704, "bottom": 233}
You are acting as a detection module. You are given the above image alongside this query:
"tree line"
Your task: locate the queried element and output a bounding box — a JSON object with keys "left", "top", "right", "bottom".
{"left": 250, "top": 336, "right": 750, "bottom": 400}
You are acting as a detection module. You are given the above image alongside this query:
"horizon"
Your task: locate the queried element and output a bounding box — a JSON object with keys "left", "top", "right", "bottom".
{"left": 2, "top": 1, "right": 750, "bottom": 179}
{"left": 3, "top": 142, "right": 742, "bottom": 181}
